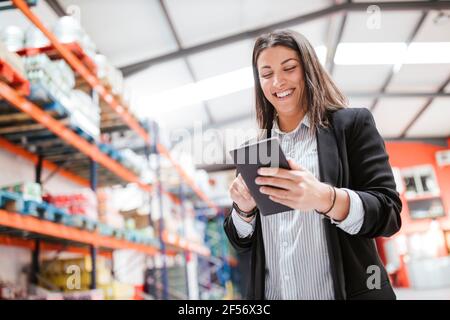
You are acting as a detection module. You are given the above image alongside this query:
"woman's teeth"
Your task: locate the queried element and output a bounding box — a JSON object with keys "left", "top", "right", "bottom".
{"left": 275, "top": 89, "right": 293, "bottom": 98}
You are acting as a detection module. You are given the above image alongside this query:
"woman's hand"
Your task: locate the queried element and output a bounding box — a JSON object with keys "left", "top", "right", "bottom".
{"left": 229, "top": 174, "right": 257, "bottom": 218}
{"left": 255, "top": 160, "right": 331, "bottom": 212}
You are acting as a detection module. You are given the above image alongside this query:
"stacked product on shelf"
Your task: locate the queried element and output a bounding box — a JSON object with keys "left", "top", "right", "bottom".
{"left": 120, "top": 208, "right": 155, "bottom": 244}
{"left": 0, "top": 26, "right": 25, "bottom": 52}
{"left": 52, "top": 16, "right": 97, "bottom": 61}
{"left": 0, "top": 40, "right": 26, "bottom": 79}
{"left": 23, "top": 54, "right": 101, "bottom": 141}
{"left": 24, "top": 53, "right": 74, "bottom": 105}
{"left": 39, "top": 256, "right": 111, "bottom": 295}
{"left": 119, "top": 148, "right": 146, "bottom": 177}
{"left": 43, "top": 188, "right": 98, "bottom": 222}
{"left": 94, "top": 54, "right": 123, "bottom": 96}
{"left": 1, "top": 182, "right": 42, "bottom": 203}
{"left": 67, "top": 89, "right": 100, "bottom": 140}
{"left": 42, "top": 188, "right": 97, "bottom": 230}
{"left": 97, "top": 188, "right": 125, "bottom": 230}
{"left": 39, "top": 255, "right": 136, "bottom": 299}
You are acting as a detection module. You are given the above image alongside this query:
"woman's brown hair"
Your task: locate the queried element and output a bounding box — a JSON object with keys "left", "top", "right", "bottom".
{"left": 252, "top": 29, "right": 347, "bottom": 134}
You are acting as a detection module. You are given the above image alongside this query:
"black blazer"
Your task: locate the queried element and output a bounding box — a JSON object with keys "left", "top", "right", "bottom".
{"left": 224, "top": 107, "right": 402, "bottom": 300}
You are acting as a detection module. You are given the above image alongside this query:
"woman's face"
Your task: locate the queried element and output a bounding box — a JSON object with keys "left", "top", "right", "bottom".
{"left": 257, "top": 45, "right": 305, "bottom": 116}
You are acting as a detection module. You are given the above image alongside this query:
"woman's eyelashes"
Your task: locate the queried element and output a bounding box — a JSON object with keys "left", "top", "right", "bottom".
{"left": 260, "top": 66, "right": 297, "bottom": 79}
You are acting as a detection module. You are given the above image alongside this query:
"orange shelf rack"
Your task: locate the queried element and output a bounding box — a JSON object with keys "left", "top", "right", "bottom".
{"left": 16, "top": 42, "right": 97, "bottom": 76}
{"left": 0, "top": 58, "right": 30, "bottom": 96}
{"left": 0, "top": 81, "right": 152, "bottom": 192}
{"left": 12, "top": 0, "right": 219, "bottom": 213}
{"left": 0, "top": 210, "right": 210, "bottom": 257}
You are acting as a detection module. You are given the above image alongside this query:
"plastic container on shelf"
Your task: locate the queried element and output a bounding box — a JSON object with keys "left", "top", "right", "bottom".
{"left": 52, "top": 16, "right": 84, "bottom": 44}
{"left": 24, "top": 25, "right": 50, "bottom": 49}
{"left": 53, "top": 16, "right": 97, "bottom": 61}
{"left": 0, "top": 40, "right": 26, "bottom": 78}
{"left": 0, "top": 25, "right": 25, "bottom": 52}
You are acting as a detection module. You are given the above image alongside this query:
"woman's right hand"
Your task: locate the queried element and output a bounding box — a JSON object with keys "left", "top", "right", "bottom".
{"left": 229, "top": 174, "right": 257, "bottom": 217}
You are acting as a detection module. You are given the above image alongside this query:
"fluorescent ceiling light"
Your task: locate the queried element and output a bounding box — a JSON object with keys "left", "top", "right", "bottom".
{"left": 138, "top": 67, "right": 253, "bottom": 117}
{"left": 335, "top": 43, "right": 407, "bottom": 65}
{"left": 334, "top": 42, "right": 450, "bottom": 65}
{"left": 404, "top": 42, "right": 450, "bottom": 64}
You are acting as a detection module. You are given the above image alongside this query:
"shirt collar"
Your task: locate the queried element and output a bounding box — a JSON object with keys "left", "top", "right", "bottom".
{"left": 272, "top": 113, "right": 310, "bottom": 136}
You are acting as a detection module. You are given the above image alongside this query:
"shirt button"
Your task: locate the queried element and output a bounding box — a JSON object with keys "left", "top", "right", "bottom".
{"left": 282, "top": 241, "right": 288, "bottom": 248}
{"left": 284, "top": 275, "right": 290, "bottom": 281}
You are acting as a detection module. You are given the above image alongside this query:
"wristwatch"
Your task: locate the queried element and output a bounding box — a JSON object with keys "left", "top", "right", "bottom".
{"left": 233, "top": 202, "right": 258, "bottom": 218}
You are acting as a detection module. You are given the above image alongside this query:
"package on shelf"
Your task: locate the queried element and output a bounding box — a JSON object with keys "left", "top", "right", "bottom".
{"left": 0, "top": 40, "right": 26, "bottom": 78}
{"left": 97, "top": 188, "right": 125, "bottom": 229}
{"left": 119, "top": 149, "right": 145, "bottom": 176}
{"left": 94, "top": 54, "right": 124, "bottom": 95}
{"left": 43, "top": 188, "right": 98, "bottom": 221}
{"left": 0, "top": 25, "right": 25, "bottom": 51}
{"left": 99, "top": 281, "right": 135, "bottom": 300}
{"left": 24, "top": 54, "right": 75, "bottom": 105}
{"left": 120, "top": 208, "right": 151, "bottom": 230}
{"left": 1, "top": 181, "right": 42, "bottom": 202}
{"left": 69, "top": 108, "right": 100, "bottom": 140}
{"left": 52, "top": 16, "right": 97, "bottom": 61}
{"left": 24, "top": 25, "right": 50, "bottom": 49}
{"left": 40, "top": 256, "right": 112, "bottom": 293}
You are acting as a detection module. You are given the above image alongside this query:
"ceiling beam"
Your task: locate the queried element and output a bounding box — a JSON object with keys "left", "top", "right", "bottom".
{"left": 120, "top": 1, "right": 450, "bottom": 77}
{"left": 43, "top": 0, "right": 65, "bottom": 17}
{"left": 158, "top": 0, "right": 215, "bottom": 125}
{"left": 325, "top": 1, "right": 349, "bottom": 75}
{"left": 370, "top": 9, "right": 430, "bottom": 112}
{"left": 399, "top": 74, "right": 450, "bottom": 138}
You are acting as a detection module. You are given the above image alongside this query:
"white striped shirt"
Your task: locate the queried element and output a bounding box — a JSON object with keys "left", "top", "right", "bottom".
{"left": 232, "top": 114, "right": 365, "bottom": 300}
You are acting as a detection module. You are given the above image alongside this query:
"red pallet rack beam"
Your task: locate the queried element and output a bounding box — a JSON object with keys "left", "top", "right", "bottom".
{"left": 0, "top": 209, "right": 158, "bottom": 255}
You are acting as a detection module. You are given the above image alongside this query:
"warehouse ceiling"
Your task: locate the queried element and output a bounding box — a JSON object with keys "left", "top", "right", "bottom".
{"left": 1, "top": 0, "right": 450, "bottom": 167}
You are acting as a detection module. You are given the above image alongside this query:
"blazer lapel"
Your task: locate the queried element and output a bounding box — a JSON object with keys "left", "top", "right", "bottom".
{"left": 316, "top": 125, "right": 340, "bottom": 186}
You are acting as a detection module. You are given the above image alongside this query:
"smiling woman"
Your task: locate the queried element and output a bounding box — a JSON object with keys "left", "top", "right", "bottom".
{"left": 224, "top": 30, "right": 402, "bottom": 300}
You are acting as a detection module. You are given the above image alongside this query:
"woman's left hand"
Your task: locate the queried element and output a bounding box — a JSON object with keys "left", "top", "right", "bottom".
{"left": 255, "top": 159, "right": 331, "bottom": 212}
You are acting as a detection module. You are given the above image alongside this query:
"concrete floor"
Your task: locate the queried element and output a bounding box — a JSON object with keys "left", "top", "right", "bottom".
{"left": 394, "top": 287, "right": 450, "bottom": 300}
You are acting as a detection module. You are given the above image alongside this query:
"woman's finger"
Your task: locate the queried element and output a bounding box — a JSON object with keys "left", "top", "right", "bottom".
{"left": 233, "top": 181, "right": 252, "bottom": 200}
{"left": 230, "top": 185, "right": 248, "bottom": 202}
{"left": 238, "top": 174, "right": 251, "bottom": 193}
{"left": 259, "top": 186, "right": 296, "bottom": 200}
{"left": 255, "top": 176, "right": 297, "bottom": 190}
{"left": 258, "top": 166, "right": 305, "bottom": 181}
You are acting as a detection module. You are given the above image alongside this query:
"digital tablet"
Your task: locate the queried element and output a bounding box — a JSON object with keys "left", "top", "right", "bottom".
{"left": 229, "top": 137, "right": 292, "bottom": 216}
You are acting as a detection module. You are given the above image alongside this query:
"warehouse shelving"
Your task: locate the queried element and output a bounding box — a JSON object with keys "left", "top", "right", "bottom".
{"left": 16, "top": 42, "right": 97, "bottom": 75}
{"left": 0, "top": 81, "right": 152, "bottom": 191}
{"left": 0, "top": 1, "right": 231, "bottom": 299}
{"left": 11, "top": 0, "right": 219, "bottom": 212}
